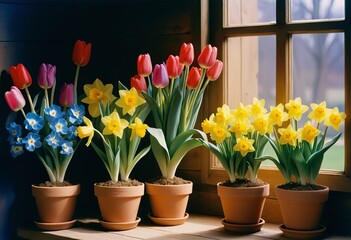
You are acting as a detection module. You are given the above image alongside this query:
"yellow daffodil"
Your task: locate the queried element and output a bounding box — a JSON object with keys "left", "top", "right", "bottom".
{"left": 233, "top": 137, "right": 255, "bottom": 157}
{"left": 129, "top": 117, "right": 148, "bottom": 141}
{"left": 116, "top": 88, "right": 146, "bottom": 116}
{"left": 210, "top": 123, "right": 231, "bottom": 143}
{"left": 77, "top": 116, "right": 94, "bottom": 146}
{"left": 298, "top": 121, "right": 320, "bottom": 144}
{"left": 214, "top": 104, "right": 231, "bottom": 125}
{"left": 278, "top": 124, "right": 298, "bottom": 146}
{"left": 201, "top": 114, "right": 216, "bottom": 134}
{"left": 324, "top": 107, "right": 346, "bottom": 131}
{"left": 229, "top": 119, "right": 252, "bottom": 138}
{"left": 101, "top": 110, "right": 129, "bottom": 138}
{"left": 81, "top": 78, "right": 115, "bottom": 117}
{"left": 248, "top": 98, "right": 267, "bottom": 117}
{"left": 285, "top": 97, "right": 309, "bottom": 121}
{"left": 252, "top": 115, "right": 270, "bottom": 135}
{"left": 268, "top": 103, "right": 289, "bottom": 127}
{"left": 231, "top": 102, "right": 250, "bottom": 120}
{"left": 308, "top": 101, "right": 327, "bottom": 123}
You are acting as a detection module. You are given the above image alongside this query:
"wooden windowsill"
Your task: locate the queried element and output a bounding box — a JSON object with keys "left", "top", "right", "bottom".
{"left": 17, "top": 214, "right": 349, "bottom": 240}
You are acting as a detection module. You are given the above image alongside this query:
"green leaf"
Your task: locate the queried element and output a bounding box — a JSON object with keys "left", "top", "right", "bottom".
{"left": 169, "top": 129, "right": 207, "bottom": 157}
{"left": 201, "top": 140, "right": 231, "bottom": 174}
{"left": 292, "top": 147, "right": 308, "bottom": 184}
{"left": 142, "top": 92, "right": 163, "bottom": 129}
{"left": 166, "top": 87, "right": 183, "bottom": 145}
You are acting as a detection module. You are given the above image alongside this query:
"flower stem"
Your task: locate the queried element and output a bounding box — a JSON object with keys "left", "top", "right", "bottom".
{"left": 24, "top": 86, "right": 35, "bottom": 113}
{"left": 74, "top": 65, "right": 81, "bottom": 104}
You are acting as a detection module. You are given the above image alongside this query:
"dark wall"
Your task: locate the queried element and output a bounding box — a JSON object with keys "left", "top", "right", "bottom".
{"left": 0, "top": 1, "right": 200, "bottom": 239}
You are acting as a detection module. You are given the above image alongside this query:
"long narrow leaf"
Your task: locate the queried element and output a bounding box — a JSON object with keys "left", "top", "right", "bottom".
{"left": 169, "top": 129, "right": 207, "bottom": 157}
{"left": 166, "top": 87, "right": 183, "bottom": 145}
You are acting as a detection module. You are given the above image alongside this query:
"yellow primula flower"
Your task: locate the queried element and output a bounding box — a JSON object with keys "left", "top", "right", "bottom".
{"left": 210, "top": 123, "right": 231, "bottom": 144}
{"left": 278, "top": 124, "right": 298, "bottom": 147}
{"left": 268, "top": 103, "right": 289, "bottom": 127}
{"left": 201, "top": 114, "right": 216, "bottom": 134}
{"left": 129, "top": 117, "right": 148, "bottom": 141}
{"left": 101, "top": 110, "right": 129, "bottom": 138}
{"left": 229, "top": 119, "right": 252, "bottom": 138}
{"left": 77, "top": 116, "right": 95, "bottom": 146}
{"left": 252, "top": 114, "right": 269, "bottom": 135}
{"left": 248, "top": 98, "right": 267, "bottom": 117}
{"left": 308, "top": 101, "right": 327, "bottom": 123}
{"left": 233, "top": 136, "right": 255, "bottom": 157}
{"left": 298, "top": 121, "right": 320, "bottom": 144}
{"left": 116, "top": 88, "right": 146, "bottom": 116}
{"left": 214, "top": 104, "right": 231, "bottom": 125}
{"left": 324, "top": 107, "right": 346, "bottom": 131}
{"left": 285, "top": 97, "right": 309, "bottom": 121}
{"left": 81, "top": 78, "right": 116, "bottom": 117}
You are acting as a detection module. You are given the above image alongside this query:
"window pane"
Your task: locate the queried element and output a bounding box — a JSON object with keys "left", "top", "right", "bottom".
{"left": 293, "top": 33, "right": 345, "bottom": 171}
{"left": 291, "top": 0, "right": 344, "bottom": 22}
{"left": 225, "top": 0, "right": 276, "bottom": 26}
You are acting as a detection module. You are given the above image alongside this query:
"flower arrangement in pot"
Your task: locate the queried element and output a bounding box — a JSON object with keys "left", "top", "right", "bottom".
{"left": 4, "top": 40, "right": 91, "bottom": 230}
{"left": 135, "top": 43, "right": 223, "bottom": 225}
{"left": 77, "top": 78, "right": 151, "bottom": 230}
{"left": 200, "top": 99, "right": 270, "bottom": 233}
{"left": 257, "top": 97, "right": 346, "bottom": 237}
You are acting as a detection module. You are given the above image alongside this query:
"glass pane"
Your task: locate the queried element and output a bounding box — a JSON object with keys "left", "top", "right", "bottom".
{"left": 293, "top": 33, "right": 345, "bottom": 171}
{"left": 291, "top": 0, "right": 344, "bottom": 22}
{"left": 225, "top": 0, "right": 276, "bottom": 26}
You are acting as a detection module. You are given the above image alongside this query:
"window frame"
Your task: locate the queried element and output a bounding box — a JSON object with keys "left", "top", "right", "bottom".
{"left": 205, "top": 0, "right": 351, "bottom": 192}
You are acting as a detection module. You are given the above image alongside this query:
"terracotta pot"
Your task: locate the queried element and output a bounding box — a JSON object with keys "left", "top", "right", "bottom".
{"left": 217, "top": 183, "right": 270, "bottom": 224}
{"left": 145, "top": 182, "right": 192, "bottom": 219}
{"left": 275, "top": 185, "right": 329, "bottom": 230}
{"left": 94, "top": 183, "right": 144, "bottom": 223}
{"left": 32, "top": 184, "right": 80, "bottom": 223}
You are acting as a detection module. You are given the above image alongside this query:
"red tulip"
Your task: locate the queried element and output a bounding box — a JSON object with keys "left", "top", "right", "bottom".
{"left": 179, "top": 43, "right": 194, "bottom": 66}
{"left": 9, "top": 64, "right": 32, "bottom": 89}
{"left": 187, "top": 67, "right": 201, "bottom": 89}
{"left": 38, "top": 63, "right": 56, "bottom": 89}
{"left": 130, "top": 74, "right": 147, "bottom": 92}
{"left": 206, "top": 60, "right": 223, "bottom": 81}
{"left": 137, "top": 54, "right": 152, "bottom": 77}
{"left": 197, "top": 44, "right": 217, "bottom": 69}
{"left": 5, "top": 86, "right": 26, "bottom": 111}
{"left": 59, "top": 83, "right": 74, "bottom": 107}
{"left": 152, "top": 64, "right": 169, "bottom": 88}
{"left": 166, "top": 55, "right": 184, "bottom": 79}
{"left": 72, "top": 40, "right": 92, "bottom": 67}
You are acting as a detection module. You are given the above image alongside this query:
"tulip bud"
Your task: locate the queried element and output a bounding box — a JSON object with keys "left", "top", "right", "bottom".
{"left": 166, "top": 55, "right": 184, "bottom": 79}
{"left": 197, "top": 44, "right": 217, "bottom": 69}
{"left": 152, "top": 64, "right": 169, "bottom": 88}
{"left": 206, "top": 60, "right": 223, "bottom": 81}
{"left": 38, "top": 63, "right": 56, "bottom": 89}
{"left": 187, "top": 67, "right": 201, "bottom": 89}
{"left": 72, "top": 40, "right": 92, "bottom": 67}
{"left": 137, "top": 54, "right": 152, "bottom": 77}
{"left": 130, "top": 74, "right": 147, "bottom": 92}
{"left": 59, "top": 83, "right": 74, "bottom": 107}
{"left": 9, "top": 64, "right": 32, "bottom": 89}
{"left": 179, "top": 43, "right": 194, "bottom": 66}
{"left": 5, "top": 86, "right": 26, "bottom": 112}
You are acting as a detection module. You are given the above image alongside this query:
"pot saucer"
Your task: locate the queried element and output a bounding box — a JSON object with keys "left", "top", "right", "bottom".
{"left": 279, "top": 224, "right": 326, "bottom": 239}
{"left": 99, "top": 217, "right": 141, "bottom": 231}
{"left": 221, "top": 218, "right": 265, "bottom": 233}
{"left": 34, "top": 219, "right": 77, "bottom": 231}
{"left": 148, "top": 212, "right": 189, "bottom": 226}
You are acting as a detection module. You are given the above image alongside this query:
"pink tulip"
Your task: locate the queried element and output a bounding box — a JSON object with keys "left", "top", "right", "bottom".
{"left": 59, "top": 83, "right": 74, "bottom": 107}
{"left": 152, "top": 64, "right": 169, "bottom": 88}
{"left": 137, "top": 54, "right": 152, "bottom": 77}
{"left": 206, "top": 60, "right": 223, "bottom": 81}
{"left": 166, "top": 55, "right": 184, "bottom": 79}
{"left": 130, "top": 74, "right": 147, "bottom": 92}
{"left": 197, "top": 44, "right": 217, "bottom": 69}
{"left": 38, "top": 63, "right": 56, "bottom": 89}
{"left": 179, "top": 43, "right": 194, "bottom": 66}
{"left": 187, "top": 67, "right": 201, "bottom": 89}
{"left": 5, "top": 86, "right": 26, "bottom": 111}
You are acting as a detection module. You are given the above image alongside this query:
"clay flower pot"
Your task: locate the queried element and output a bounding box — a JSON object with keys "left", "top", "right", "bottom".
{"left": 32, "top": 184, "right": 80, "bottom": 230}
{"left": 94, "top": 183, "right": 144, "bottom": 230}
{"left": 217, "top": 183, "right": 270, "bottom": 233}
{"left": 145, "top": 182, "right": 192, "bottom": 225}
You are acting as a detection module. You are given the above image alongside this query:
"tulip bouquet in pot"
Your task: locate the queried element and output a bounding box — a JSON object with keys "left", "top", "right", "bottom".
{"left": 4, "top": 40, "right": 91, "bottom": 185}
{"left": 137, "top": 43, "right": 223, "bottom": 183}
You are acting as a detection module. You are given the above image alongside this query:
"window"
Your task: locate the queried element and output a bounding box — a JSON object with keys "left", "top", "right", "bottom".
{"left": 206, "top": 0, "right": 350, "bottom": 192}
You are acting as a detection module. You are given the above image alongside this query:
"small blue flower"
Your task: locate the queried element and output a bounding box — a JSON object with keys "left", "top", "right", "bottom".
{"left": 22, "top": 132, "right": 42, "bottom": 152}
{"left": 68, "top": 104, "right": 85, "bottom": 124}
{"left": 24, "top": 113, "right": 44, "bottom": 131}
{"left": 45, "top": 131, "right": 63, "bottom": 148}
{"left": 60, "top": 141, "right": 73, "bottom": 155}
{"left": 7, "top": 122, "right": 22, "bottom": 139}
{"left": 44, "top": 104, "right": 65, "bottom": 122}
{"left": 50, "top": 118, "right": 68, "bottom": 134}
{"left": 10, "top": 143, "right": 24, "bottom": 158}
{"left": 67, "top": 125, "right": 78, "bottom": 140}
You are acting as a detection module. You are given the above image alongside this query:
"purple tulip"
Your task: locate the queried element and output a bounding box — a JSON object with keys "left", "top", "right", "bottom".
{"left": 38, "top": 63, "right": 56, "bottom": 89}
{"left": 152, "top": 64, "right": 169, "bottom": 88}
{"left": 59, "top": 83, "right": 74, "bottom": 107}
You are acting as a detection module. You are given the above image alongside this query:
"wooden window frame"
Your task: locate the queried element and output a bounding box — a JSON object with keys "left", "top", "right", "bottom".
{"left": 204, "top": 0, "right": 351, "bottom": 193}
